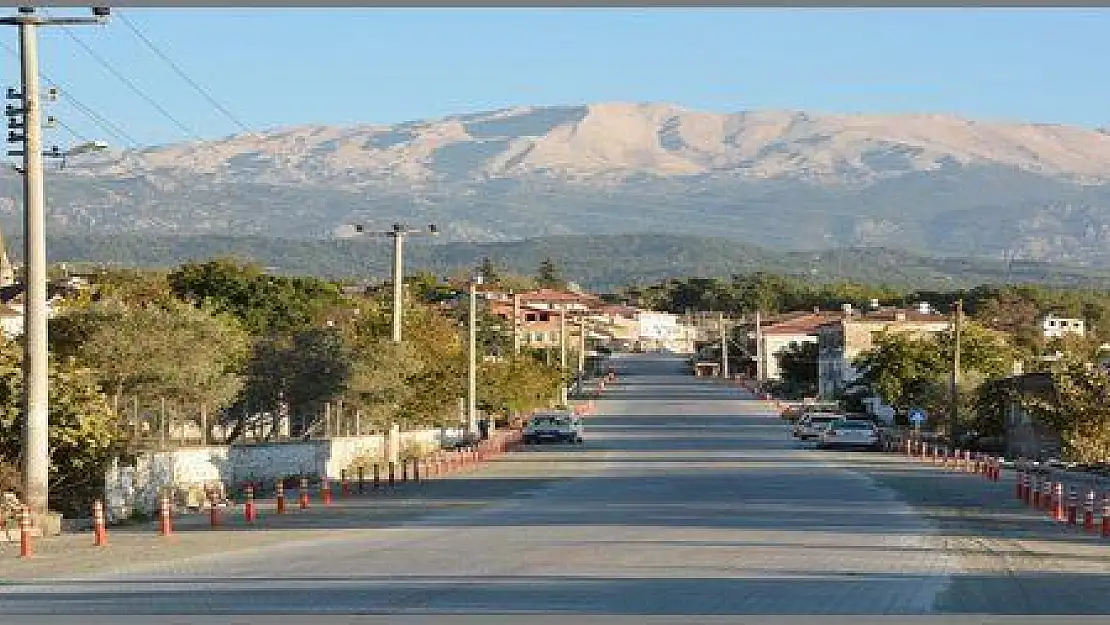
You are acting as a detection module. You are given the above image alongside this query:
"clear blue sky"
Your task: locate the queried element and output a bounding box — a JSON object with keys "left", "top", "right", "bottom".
{"left": 2, "top": 7, "right": 1107, "bottom": 148}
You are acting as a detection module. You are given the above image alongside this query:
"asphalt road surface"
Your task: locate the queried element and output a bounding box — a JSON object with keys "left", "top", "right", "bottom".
{"left": 3, "top": 353, "right": 1109, "bottom": 621}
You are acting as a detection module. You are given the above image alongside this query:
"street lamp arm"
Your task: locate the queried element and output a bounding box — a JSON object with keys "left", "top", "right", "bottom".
{"left": 347, "top": 221, "right": 438, "bottom": 344}
{"left": 350, "top": 224, "right": 440, "bottom": 238}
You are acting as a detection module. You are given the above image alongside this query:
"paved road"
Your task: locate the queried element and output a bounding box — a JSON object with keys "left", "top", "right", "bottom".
{"left": 2, "top": 353, "right": 1109, "bottom": 620}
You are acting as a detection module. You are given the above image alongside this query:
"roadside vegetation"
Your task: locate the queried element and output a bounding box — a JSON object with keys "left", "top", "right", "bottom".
{"left": 2, "top": 257, "right": 564, "bottom": 514}
{"left": 638, "top": 274, "right": 1110, "bottom": 462}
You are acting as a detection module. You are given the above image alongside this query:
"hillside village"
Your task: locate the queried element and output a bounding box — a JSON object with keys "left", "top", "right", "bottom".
{"left": 0, "top": 253, "right": 1102, "bottom": 469}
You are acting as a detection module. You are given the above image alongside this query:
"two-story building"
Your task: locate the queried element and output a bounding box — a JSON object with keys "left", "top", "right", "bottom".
{"left": 1042, "top": 314, "right": 1086, "bottom": 339}
{"left": 517, "top": 288, "right": 601, "bottom": 314}
{"left": 754, "top": 311, "right": 843, "bottom": 381}
{"left": 816, "top": 305, "right": 951, "bottom": 399}
{"left": 486, "top": 300, "right": 576, "bottom": 350}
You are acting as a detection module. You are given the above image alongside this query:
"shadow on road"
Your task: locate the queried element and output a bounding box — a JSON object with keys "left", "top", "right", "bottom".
{"left": 4, "top": 572, "right": 1110, "bottom": 614}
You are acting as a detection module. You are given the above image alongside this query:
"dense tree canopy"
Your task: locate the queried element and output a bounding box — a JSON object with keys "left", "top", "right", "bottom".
{"left": 851, "top": 321, "right": 1017, "bottom": 433}
{"left": 0, "top": 340, "right": 122, "bottom": 515}
{"left": 1020, "top": 354, "right": 1110, "bottom": 463}
{"left": 167, "top": 257, "right": 346, "bottom": 336}
{"left": 7, "top": 258, "right": 574, "bottom": 514}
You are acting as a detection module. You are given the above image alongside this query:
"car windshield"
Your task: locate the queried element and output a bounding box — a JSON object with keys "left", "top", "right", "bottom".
{"left": 832, "top": 420, "right": 874, "bottom": 430}
{"left": 531, "top": 417, "right": 568, "bottom": 427}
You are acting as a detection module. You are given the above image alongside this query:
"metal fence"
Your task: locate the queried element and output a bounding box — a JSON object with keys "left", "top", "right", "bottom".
{"left": 115, "top": 396, "right": 466, "bottom": 450}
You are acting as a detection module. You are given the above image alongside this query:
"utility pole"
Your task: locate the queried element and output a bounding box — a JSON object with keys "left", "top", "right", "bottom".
{"left": 577, "top": 319, "right": 587, "bottom": 376}
{"left": 467, "top": 276, "right": 482, "bottom": 435}
{"left": 391, "top": 231, "right": 404, "bottom": 343}
{"left": 949, "top": 299, "right": 963, "bottom": 443}
{"left": 559, "top": 310, "right": 568, "bottom": 405}
{"left": 351, "top": 222, "right": 438, "bottom": 343}
{"left": 719, "top": 312, "right": 730, "bottom": 379}
{"left": 512, "top": 291, "right": 521, "bottom": 355}
{"left": 3, "top": 6, "right": 109, "bottom": 518}
{"left": 754, "top": 309, "right": 763, "bottom": 383}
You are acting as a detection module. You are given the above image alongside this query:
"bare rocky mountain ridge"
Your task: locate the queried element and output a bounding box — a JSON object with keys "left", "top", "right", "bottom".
{"left": 4, "top": 101, "right": 1110, "bottom": 267}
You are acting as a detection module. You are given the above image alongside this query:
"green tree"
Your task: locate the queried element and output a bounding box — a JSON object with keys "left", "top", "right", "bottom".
{"left": 343, "top": 338, "right": 423, "bottom": 430}
{"left": 851, "top": 322, "right": 1016, "bottom": 433}
{"left": 50, "top": 298, "right": 250, "bottom": 416}
{"left": 477, "top": 257, "right": 501, "bottom": 284}
{"left": 774, "top": 341, "right": 819, "bottom": 398}
{"left": 168, "top": 258, "right": 344, "bottom": 336}
{"left": 337, "top": 296, "right": 465, "bottom": 429}
{"left": 0, "top": 341, "right": 122, "bottom": 515}
{"left": 852, "top": 332, "right": 943, "bottom": 417}
{"left": 91, "top": 268, "right": 178, "bottom": 307}
{"left": 1021, "top": 353, "right": 1110, "bottom": 463}
{"left": 478, "top": 356, "right": 561, "bottom": 420}
{"left": 232, "top": 328, "right": 351, "bottom": 440}
{"left": 536, "top": 258, "right": 564, "bottom": 289}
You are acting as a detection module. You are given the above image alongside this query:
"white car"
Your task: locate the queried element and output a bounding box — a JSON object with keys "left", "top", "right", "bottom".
{"left": 817, "top": 418, "right": 880, "bottom": 450}
{"left": 793, "top": 414, "right": 842, "bottom": 440}
{"left": 522, "top": 412, "right": 583, "bottom": 445}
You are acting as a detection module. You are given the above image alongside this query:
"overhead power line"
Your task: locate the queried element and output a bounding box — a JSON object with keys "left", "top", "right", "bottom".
{"left": 118, "top": 12, "right": 251, "bottom": 134}
{"left": 52, "top": 116, "right": 89, "bottom": 143}
{"left": 51, "top": 15, "right": 202, "bottom": 140}
{"left": 0, "top": 38, "right": 139, "bottom": 149}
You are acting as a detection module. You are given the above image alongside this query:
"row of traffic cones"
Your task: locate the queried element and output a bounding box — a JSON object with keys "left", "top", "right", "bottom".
{"left": 896, "top": 437, "right": 1002, "bottom": 482}
{"left": 13, "top": 429, "right": 524, "bottom": 559}
{"left": 1015, "top": 470, "right": 1110, "bottom": 536}
{"left": 894, "top": 435, "right": 1110, "bottom": 539}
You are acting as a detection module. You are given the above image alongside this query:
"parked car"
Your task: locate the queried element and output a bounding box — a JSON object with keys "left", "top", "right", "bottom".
{"left": 817, "top": 418, "right": 880, "bottom": 450}
{"left": 792, "top": 414, "right": 843, "bottom": 440}
{"left": 522, "top": 412, "right": 584, "bottom": 445}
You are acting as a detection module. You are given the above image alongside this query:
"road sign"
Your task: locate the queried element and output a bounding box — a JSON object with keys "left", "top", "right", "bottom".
{"left": 908, "top": 408, "right": 926, "bottom": 425}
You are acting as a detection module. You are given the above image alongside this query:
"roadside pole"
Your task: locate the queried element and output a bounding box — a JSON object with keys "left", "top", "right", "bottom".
{"left": 3, "top": 6, "right": 109, "bottom": 518}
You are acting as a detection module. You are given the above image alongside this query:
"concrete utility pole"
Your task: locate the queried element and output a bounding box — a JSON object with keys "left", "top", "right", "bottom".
{"left": 391, "top": 232, "right": 404, "bottom": 343}
{"left": 559, "top": 310, "right": 568, "bottom": 405}
{"left": 719, "top": 312, "right": 729, "bottom": 379}
{"left": 2, "top": 6, "right": 109, "bottom": 517}
{"left": 468, "top": 276, "right": 482, "bottom": 435}
{"left": 950, "top": 299, "right": 963, "bottom": 442}
{"left": 512, "top": 292, "right": 521, "bottom": 355}
{"left": 754, "top": 309, "right": 763, "bottom": 383}
{"left": 351, "top": 222, "right": 438, "bottom": 343}
{"left": 577, "top": 319, "right": 587, "bottom": 376}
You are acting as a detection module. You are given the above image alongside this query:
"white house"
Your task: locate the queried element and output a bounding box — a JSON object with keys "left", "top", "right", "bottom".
{"left": 754, "top": 311, "right": 841, "bottom": 381}
{"left": 636, "top": 311, "right": 696, "bottom": 353}
{"left": 1042, "top": 314, "right": 1085, "bottom": 339}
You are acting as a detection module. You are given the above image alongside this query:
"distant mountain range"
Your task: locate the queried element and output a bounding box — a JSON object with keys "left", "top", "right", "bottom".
{"left": 25, "top": 233, "right": 1110, "bottom": 293}
{"left": 4, "top": 101, "right": 1110, "bottom": 268}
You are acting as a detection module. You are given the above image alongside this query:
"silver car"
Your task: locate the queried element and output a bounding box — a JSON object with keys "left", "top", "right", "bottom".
{"left": 817, "top": 418, "right": 880, "bottom": 450}
{"left": 793, "top": 414, "right": 842, "bottom": 440}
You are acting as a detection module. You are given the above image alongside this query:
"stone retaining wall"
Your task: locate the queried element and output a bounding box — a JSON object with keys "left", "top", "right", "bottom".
{"left": 104, "top": 427, "right": 465, "bottom": 521}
